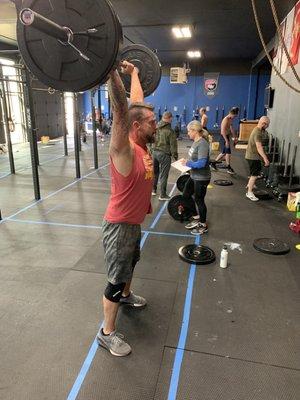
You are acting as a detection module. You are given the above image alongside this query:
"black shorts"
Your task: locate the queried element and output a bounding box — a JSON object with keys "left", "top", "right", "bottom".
{"left": 247, "top": 159, "right": 262, "bottom": 176}
{"left": 220, "top": 136, "right": 231, "bottom": 154}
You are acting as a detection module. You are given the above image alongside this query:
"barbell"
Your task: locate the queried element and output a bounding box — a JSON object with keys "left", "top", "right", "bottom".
{"left": 15, "top": 0, "right": 162, "bottom": 95}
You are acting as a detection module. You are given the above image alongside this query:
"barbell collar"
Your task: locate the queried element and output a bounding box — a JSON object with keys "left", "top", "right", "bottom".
{"left": 19, "top": 8, "right": 70, "bottom": 43}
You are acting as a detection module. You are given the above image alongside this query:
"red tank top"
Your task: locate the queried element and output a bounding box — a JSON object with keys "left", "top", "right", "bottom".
{"left": 104, "top": 142, "right": 153, "bottom": 224}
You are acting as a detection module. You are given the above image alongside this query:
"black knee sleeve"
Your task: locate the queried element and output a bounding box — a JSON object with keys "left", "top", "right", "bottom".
{"left": 104, "top": 282, "right": 126, "bottom": 303}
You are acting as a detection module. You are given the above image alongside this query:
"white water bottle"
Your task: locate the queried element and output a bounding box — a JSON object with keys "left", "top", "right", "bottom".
{"left": 220, "top": 245, "right": 228, "bottom": 268}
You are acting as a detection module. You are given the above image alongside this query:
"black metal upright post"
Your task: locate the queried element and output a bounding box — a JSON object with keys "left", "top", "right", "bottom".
{"left": 221, "top": 106, "right": 225, "bottom": 120}
{"left": 60, "top": 92, "right": 68, "bottom": 156}
{"left": 108, "top": 96, "right": 111, "bottom": 119}
{"left": 97, "top": 87, "right": 101, "bottom": 115}
{"left": 16, "top": 68, "right": 28, "bottom": 142}
{"left": 0, "top": 70, "right": 15, "bottom": 174}
{"left": 91, "top": 90, "right": 98, "bottom": 169}
{"left": 77, "top": 95, "right": 81, "bottom": 152}
{"left": 73, "top": 93, "right": 81, "bottom": 178}
{"left": 23, "top": 69, "right": 39, "bottom": 165}
{"left": 22, "top": 68, "right": 40, "bottom": 200}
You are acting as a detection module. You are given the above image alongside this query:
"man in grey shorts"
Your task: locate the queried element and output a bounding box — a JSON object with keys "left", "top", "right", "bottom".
{"left": 97, "top": 61, "right": 156, "bottom": 356}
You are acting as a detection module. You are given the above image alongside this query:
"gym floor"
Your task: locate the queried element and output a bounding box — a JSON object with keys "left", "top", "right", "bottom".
{"left": 0, "top": 137, "right": 299, "bottom": 400}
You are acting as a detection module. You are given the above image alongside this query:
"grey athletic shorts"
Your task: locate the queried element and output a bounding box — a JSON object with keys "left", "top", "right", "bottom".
{"left": 102, "top": 220, "right": 141, "bottom": 284}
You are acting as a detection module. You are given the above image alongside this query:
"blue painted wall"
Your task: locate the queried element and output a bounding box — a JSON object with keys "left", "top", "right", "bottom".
{"left": 83, "top": 87, "right": 109, "bottom": 118}
{"left": 146, "top": 75, "right": 250, "bottom": 130}
{"left": 255, "top": 73, "right": 270, "bottom": 118}
{"left": 83, "top": 74, "right": 252, "bottom": 131}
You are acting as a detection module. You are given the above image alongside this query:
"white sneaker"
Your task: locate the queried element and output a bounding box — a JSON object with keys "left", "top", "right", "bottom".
{"left": 246, "top": 192, "right": 259, "bottom": 201}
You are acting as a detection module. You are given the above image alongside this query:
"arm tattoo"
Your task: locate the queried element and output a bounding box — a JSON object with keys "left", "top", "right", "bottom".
{"left": 108, "top": 71, "right": 129, "bottom": 128}
{"left": 107, "top": 71, "right": 131, "bottom": 153}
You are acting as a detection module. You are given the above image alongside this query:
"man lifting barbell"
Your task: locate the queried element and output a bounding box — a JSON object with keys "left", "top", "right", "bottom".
{"left": 98, "top": 62, "right": 156, "bottom": 357}
{"left": 14, "top": 0, "right": 161, "bottom": 357}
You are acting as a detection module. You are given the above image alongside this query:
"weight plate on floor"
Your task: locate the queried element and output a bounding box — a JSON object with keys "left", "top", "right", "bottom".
{"left": 178, "top": 244, "right": 216, "bottom": 265}
{"left": 120, "top": 44, "right": 161, "bottom": 97}
{"left": 17, "top": 0, "right": 123, "bottom": 91}
{"left": 213, "top": 179, "right": 233, "bottom": 186}
{"left": 253, "top": 189, "right": 272, "bottom": 200}
{"left": 176, "top": 173, "right": 190, "bottom": 192}
{"left": 253, "top": 238, "right": 290, "bottom": 255}
{"left": 167, "top": 195, "right": 195, "bottom": 221}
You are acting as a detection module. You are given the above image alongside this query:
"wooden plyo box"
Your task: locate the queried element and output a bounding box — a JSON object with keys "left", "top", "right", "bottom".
{"left": 239, "top": 120, "right": 258, "bottom": 141}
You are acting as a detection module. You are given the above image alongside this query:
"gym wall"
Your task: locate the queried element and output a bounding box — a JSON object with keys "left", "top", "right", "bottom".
{"left": 30, "top": 89, "right": 84, "bottom": 141}
{"left": 255, "top": 72, "right": 271, "bottom": 119}
{"left": 83, "top": 68, "right": 269, "bottom": 131}
{"left": 266, "top": 1, "right": 300, "bottom": 176}
{"left": 146, "top": 74, "right": 250, "bottom": 130}
{"left": 32, "top": 90, "right": 63, "bottom": 140}
{"left": 268, "top": 64, "right": 300, "bottom": 175}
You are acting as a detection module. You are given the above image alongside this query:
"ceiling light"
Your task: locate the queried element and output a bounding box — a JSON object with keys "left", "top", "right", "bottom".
{"left": 172, "top": 27, "right": 183, "bottom": 38}
{"left": 181, "top": 27, "right": 192, "bottom": 38}
{"left": 172, "top": 26, "right": 192, "bottom": 38}
{"left": 187, "top": 50, "right": 201, "bottom": 58}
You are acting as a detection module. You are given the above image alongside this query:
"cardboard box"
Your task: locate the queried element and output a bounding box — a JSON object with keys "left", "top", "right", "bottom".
{"left": 211, "top": 142, "right": 219, "bottom": 151}
{"left": 287, "top": 192, "right": 300, "bottom": 211}
{"left": 239, "top": 120, "right": 258, "bottom": 141}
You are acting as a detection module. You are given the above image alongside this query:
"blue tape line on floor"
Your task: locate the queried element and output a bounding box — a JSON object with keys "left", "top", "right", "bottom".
{"left": 66, "top": 230, "right": 150, "bottom": 400}
{"left": 0, "top": 172, "right": 11, "bottom": 179}
{"left": 0, "top": 152, "right": 75, "bottom": 179}
{"left": 66, "top": 339, "right": 99, "bottom": 400}
{"left": 5, "top": 219, "right": 194, "bottom": 238}
{"left": 0, "top": 163, "right": 109, "bottom": 224}
{"left": 149, "top": 184, "right": 177, "bottom": 229}
{"left": 8, "top": 219, "right": 101, "bottom": 229}
{"left": 167, "top": 235, "right": 200, "bottom": 400}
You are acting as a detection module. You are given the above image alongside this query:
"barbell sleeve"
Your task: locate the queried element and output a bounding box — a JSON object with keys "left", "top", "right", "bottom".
{"left": 19, "top": 8, "right": 70, "bottom": 43}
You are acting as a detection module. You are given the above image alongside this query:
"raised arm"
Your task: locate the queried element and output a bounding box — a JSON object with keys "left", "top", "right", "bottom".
{"left": 107, "top": 69, "right": 130, "bottom": 155}
{"left": 129, "top": 67, "right": 144, "bottom": 103}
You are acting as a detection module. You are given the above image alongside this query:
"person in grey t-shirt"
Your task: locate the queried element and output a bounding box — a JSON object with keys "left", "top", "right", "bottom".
{"left": 181, "top": 120, "right": 211, "bottom": 235}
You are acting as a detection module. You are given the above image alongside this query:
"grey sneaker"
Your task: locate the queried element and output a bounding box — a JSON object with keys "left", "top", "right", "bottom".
{"left": 191, "top": 224, "right": 208, "bottom": 235}
{"left": 185, "top": 220, "right": 200, "bottom": 229}
{"left": 97, "top": 330, "right": 131, "bottom": 357}
{"left": 120, "top": 291, "right": 147, "bottom": 307}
